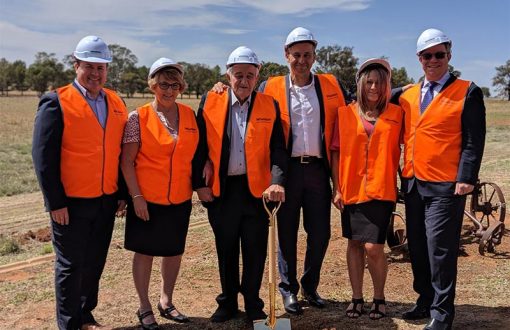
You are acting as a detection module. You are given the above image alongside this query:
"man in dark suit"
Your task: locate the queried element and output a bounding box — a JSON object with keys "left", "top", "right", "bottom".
{"left": 395, "top": 28, "right": 486, "bottom": 330}
{"left": 193, "top": 46, "right": 287, "bottom": 323}
{"left": 32, "top": 36, "right": 127, "bottom": 330}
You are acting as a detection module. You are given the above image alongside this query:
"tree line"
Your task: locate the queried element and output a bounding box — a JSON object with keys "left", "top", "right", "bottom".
{"left": 1, "top": 44, "right": 508, "bottom": 99}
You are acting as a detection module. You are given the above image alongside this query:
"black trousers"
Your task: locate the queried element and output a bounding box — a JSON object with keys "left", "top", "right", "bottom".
{"left": 206, "top": 175, "right": 268, "bottom": 313}
{"left": 405, "top": 185, "right": 466, "bottom": 325}
{"left": 277, "top": 159, "right": 331, "bottom": 296}
{"left": 51, "top": 195, "right": 117, "bottom": 330}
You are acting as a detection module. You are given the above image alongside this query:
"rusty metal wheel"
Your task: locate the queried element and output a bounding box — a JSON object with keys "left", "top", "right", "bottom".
{"left": 478, "top": 221, "right": 505, "bottom": 255}
{"left": 469, "top": 182, "right": 506, "bottom": 229}
{"left": 387, "top": 212, "right": 407, "bottom": 249}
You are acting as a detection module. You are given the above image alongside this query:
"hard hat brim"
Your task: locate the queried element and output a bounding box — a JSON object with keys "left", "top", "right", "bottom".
{"left": 356, "top": 58, "right": 392, "bottom": 82}
{"left": 73, "top": 53, "right": 112, "bottom": 64}
{"left": 149, "top": 63, "right": 184, "bottom": 78}
{"left": 285, "top": 40, "right": 318, "bottom": 49}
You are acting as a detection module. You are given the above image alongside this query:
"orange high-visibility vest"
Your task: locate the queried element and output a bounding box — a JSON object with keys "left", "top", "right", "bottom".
{"left": 337, "top": 103, "right": 403, "bottom": 204}
{"left": 262, "top": 74, "right": 345, "bottom": 163}
{"left": 400, "top": 79, "right": 471, "bottom": 182}
{"left": 135, "top": 103, "right": 199, "bottom": 205}
{"left": 202, "top": 91, "right": 276, "bottom": 198}
{"left": 58, "top": 84, "right": 127, "bottom": 197}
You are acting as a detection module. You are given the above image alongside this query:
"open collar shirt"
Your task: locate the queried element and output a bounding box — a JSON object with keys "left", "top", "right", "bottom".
{"left": 289, "top": 75, "right": 322, "bottom": 157}
{"left": 74, "top": 79, "right": 107, "bottom": 128}
{"left": 227, "top": 90, "right": 251, "bottom": 176}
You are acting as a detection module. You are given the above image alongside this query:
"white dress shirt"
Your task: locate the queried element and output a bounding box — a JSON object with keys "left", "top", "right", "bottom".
{"left": 289, "top": 76, "right": 322, "bottom": 157}
{"left": 227, "top": 90, "right": 250, "bottom": 176}
{"left": 421, "top": 72, "right": 451, "bottom": 102}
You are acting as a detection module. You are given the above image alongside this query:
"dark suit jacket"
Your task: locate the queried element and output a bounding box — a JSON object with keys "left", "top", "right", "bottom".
{"left": 192, "top": 90, "right": 287, "bottom": 198}
{"left": 391, "top": 75, "right": 486, "bottom": 196}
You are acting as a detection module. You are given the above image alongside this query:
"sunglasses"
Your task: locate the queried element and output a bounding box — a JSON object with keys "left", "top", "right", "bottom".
{"left": 158, "top": 82, "right": 181, "bottom": 90}
{"left": 420, "top": 51, "right": 448, "bottom": 60}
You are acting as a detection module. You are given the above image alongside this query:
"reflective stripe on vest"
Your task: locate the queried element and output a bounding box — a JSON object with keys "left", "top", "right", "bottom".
{"left": 202, "top": 91, "right": 275, "bottom": 198}
{"left": 338, "top": 103, "right": 403, "bottom": 204}
{"left": 263, "top": 73, "right": 345, "bottom": 163}
{"left": 400, "top": 79, "right": 470, "bottom": 182}
{"left": 58, "top": 84, "right": 127, "bottom": 197}
{"left": 135, "top": 103, "right": 199, "bottom": 205}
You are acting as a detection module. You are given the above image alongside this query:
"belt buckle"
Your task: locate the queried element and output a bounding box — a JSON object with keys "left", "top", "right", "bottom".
{"left": 300, "top": 155, "right": 310, "bottom": 164}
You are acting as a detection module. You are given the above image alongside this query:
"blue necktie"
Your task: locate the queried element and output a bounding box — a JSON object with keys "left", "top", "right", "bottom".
{"left": 420, "top": 81, "right": 437, "bottom": 114}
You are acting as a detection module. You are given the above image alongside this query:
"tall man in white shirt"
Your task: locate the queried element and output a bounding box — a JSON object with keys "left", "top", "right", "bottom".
{"left": 259, "top": 27, "right": 351, "bottom": 314}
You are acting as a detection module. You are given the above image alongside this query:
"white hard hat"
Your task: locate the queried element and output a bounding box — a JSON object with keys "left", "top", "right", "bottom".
{"left": 73, "top": 36, "right": 112, "bottom": 63}
{"left": 416, "top": 28, "right": 451, "bottom": 54}
{"left": 356, "top": 58, "right": 392, "bottom": 82}
{"left": 226, "top": 46, "right": 260, "bottom": 69}
{"left": 149, "top": 57, "right": 183, "bottom": 78}
{"left": 285, "top": 27, "right": 318, "bottom": 48}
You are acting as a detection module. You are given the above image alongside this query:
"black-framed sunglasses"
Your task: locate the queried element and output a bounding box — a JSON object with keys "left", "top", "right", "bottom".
{"left": 158, "top": 82, "right": 181, "bottom": 90}
{"left": 420, "top": 51, "right": 448, "bottom": 60}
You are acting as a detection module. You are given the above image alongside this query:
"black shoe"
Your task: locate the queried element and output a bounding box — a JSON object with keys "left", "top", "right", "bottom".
{"left": 246, "top": 309, "right": 267, "bottom": 321}
{"left": 136, "top": 309, "right": 160, "bottom": 330}
{"left": 283, "top": 294, "right": 302, "bottom": 315}
{"left": 424, "top": 318, "right": 452, "bottom": 330}
{"left": 210, "top": 306, "right": 238, "bottom": 323}
{"left": 402, "top": 304, "right": 430, "bottom": 320}
{"left": 157, "top": 303, "right": 190, "bottom": 323}
{"left": 302, "top": 290, "right": 326, "bottom": 308}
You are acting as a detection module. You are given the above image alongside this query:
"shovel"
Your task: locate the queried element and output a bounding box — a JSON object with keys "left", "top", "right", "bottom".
{"left": 253, "top": 200, "right": 291, "bottom": 330}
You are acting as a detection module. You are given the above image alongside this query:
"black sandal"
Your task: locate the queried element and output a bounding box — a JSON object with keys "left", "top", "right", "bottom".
{"left": 345, "top": 298, "right": 364, "bottom": 318}
{"left": 158, "top": 302, "right": 190, "bottom": 323}
{"left": 136, "top": 309, "right": 160, "bottom": 330}
{"left": 369, "top": 298, "right": 386, "bottom": 320}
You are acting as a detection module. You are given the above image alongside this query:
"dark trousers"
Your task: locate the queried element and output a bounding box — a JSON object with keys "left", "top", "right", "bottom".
{"left": 51, "top": 195, "right": 117, "bottom": 330}
{"left": 207, "top": 175, "right": 268, "bottom": 313}
{"left": 277, "top": 159, "right": 331, "bottom": 296}
{"left": 405, "top": 185, "right": 466, "bottom": 324}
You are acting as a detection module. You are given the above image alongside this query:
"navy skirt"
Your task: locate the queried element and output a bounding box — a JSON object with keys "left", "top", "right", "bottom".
{"left": 124, "top": 200, "right": 192, "bottom": 256}
{"left": 341, "top": 200, "right": 394, "bottom": 244}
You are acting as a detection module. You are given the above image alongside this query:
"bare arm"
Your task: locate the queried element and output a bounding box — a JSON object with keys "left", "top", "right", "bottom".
{"left": 120, "top": 142, "right": 149, "bottom": 221}
{"left": 331, "top": 150, "right": 343, "bottom": 211}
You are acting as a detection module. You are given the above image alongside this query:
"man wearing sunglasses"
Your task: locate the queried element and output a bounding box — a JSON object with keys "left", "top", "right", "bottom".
{"left": 394, "top": 28, "right": 486, "bottom": 330}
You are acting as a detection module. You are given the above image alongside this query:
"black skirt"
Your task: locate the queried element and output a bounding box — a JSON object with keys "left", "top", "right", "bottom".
{"left": 124, "top": 200, "right": 192, "bottom": 256}
{"left": 341, "top": 200, "right": 394, "bottom": 244}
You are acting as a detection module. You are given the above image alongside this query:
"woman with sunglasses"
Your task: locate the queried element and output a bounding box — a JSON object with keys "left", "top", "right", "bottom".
{"left": 120, "top": 58, "right": 200, "bottom": 329}
{"left": 330, "top": 58, "right": 403, "bottom": 320}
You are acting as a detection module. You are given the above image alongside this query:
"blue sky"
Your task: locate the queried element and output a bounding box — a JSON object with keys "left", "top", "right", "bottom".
{"left": 1, "top": 0, "right": 509, "bottom": 92}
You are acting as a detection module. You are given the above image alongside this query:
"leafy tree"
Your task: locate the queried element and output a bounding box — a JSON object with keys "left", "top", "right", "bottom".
{"left": 391, "top": 67, "right": 414, "bottom": 88}
{"left": 258, "top": 62, "right": 289, "bottom": 88}
{"left": 492, "top": 59, "right": 510, "bottom": 100}
{"left": 0, "top": 58, "right": 12, "bottom": 96}
{"left": 480, "top": 87, "right": 491, "bottom": 98}
{"left": 11, "top": 60, "right": 28, "bottom": 95}
{"left": 27, "top": 52, "right": 66, "bottom": 96}
{"left": 203, "top": 65, "right": 225, "bottom": 94}
{"left": 181, "top": 63, "right": 213, "bottom": 99}
{"left": 119, "top": 69, "right": 146, "bottom": 98}
{"left": 314, "top": 45, "right": 358, "bottom": 94}
{"left": 107, "top": 44, "right": 138, "bottom": 91}
{"left": 449, "top": 64, "right": 461, "bottom": 78}
{"left": 136, "top": 66, "right": 151, "bottom": 97}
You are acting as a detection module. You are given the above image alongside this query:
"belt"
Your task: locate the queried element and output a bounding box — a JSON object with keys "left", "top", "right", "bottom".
{"left": 290, "top": 155, "right": 321, "bottom": 164}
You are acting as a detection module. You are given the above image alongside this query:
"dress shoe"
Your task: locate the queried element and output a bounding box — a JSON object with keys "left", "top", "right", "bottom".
{"left": 136, "top": 309, "right": 160, "bottom": 330}
{"left": 80, "top": 322, "right": 111, "bottom": 330}
{"left": 402, "top": 304, "right": 430, "bottom": 320}
{"left": 283, "top": 294, "right": 302, "bottom": 315}
{"left": 246, "top": 309, "right": 267, "bottom": 321}
{"left": 157, "top": 303, "right": 190, "bottom": 323}
{"left": 423, "top": 318, "right": 452, "bottom": 330}
{"left": 210, "top": 306, "right": 239, "bottom": 322}
{"left": 302, "top": 290, "right": 326, "bottom": 308}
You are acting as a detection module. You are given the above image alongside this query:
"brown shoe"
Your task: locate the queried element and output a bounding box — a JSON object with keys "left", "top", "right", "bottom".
{"left": 80, "top": 322, "right": 112, "bottom": 330}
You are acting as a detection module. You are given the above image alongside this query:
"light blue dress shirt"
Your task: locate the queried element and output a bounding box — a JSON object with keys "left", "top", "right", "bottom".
{"left": 74, "top": 79, "right": 107, "bottom": 128}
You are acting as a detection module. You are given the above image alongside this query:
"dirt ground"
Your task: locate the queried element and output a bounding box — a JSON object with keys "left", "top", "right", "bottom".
{"left": 0, "top": 196, "right": 509, "bottom": 330}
